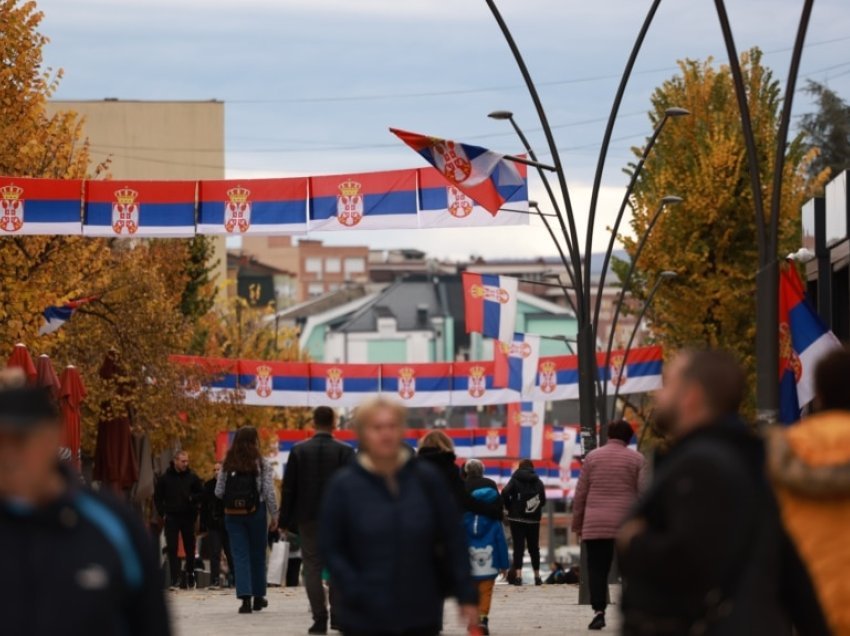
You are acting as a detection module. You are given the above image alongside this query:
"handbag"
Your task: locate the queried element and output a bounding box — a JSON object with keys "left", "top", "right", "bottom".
{"left": 266, "top": 539, "right": 290, "bottom": 586}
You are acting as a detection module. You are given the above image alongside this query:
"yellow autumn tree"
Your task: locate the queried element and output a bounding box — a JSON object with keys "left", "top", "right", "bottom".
{"left": 617, "top": 49, "right": 828, "bottom": 415}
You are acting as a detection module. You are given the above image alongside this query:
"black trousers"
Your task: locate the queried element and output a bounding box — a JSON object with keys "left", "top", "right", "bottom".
{"left": 164, "top": 513, "right": 196, "bottom": 581}
{"left": 509, "top": 521, "right": 541, "bottom": 571}
{"left": 205, "top": 527, "right": 232, "bottom": 583}
{"left": 585, "top": 539, "right": 615, "bottom": 612}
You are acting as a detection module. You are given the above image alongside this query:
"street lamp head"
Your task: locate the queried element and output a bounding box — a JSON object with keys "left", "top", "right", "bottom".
{"left": 528, "top": 200, "right": 539, "bottom": 209}
{"left": 488, "top": 110, "right": 514, "bottom": 121}
{"left": 665, "top": 107, "right": 690, "bottom": 118}
{"left": 661, "top": 195, "right": 684, "bottom": 206}
{"left": 787, "top": 247, "right": 815, "bottom": 262}
{"left": 659, "top": 270, "right": 678, "bottom": 280}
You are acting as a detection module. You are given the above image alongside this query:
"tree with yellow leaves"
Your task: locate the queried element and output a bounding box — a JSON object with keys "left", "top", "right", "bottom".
{"left": 617, "top": 49, "right": 827, "bottom": 414}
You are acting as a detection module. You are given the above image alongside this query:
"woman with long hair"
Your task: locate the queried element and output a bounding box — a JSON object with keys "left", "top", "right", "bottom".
{"left": 215, "top": 426, "right": 278, "bottom": 614}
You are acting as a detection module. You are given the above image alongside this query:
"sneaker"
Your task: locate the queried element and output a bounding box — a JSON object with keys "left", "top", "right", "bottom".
{"left": 238, "top": 598, "right": 253, "bottom": 614}
{"left": 252, "top": 597, "right": 268, "bottom": 612}
{"left": 207, "top": 583, "right": 220, "bottom": 591}
{"left": 186, "top": 573, "right": 196, "bottom": 589}
{"left": 588, "top": 612, "right": 606, "bottom": 630}
{"left": 179, "top": 573, "right": 188, "bottom": 590}
{"left": 308, "top": 620, "right": 328, "bottom": 635}
{"left": 534, "top": 575, "right": 543, "bottom": 586}
{"left": 480, "top": 616, "right": 490, "bottom": 635}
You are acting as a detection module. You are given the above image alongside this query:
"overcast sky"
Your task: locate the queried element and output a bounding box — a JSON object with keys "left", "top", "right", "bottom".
{"left": 37, "top": 0, "right": 850, "bottom": 260}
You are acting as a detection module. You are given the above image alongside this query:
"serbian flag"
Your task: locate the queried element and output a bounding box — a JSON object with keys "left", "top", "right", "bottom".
{"left": 494, "top": 332, "right": 541, "bottom": 397}
{"left": 171, "top": 355, "right": 239, "bottom": 402}
{"left": 39, "top": 296, "right": 99, "bottom": 336}
{"left": 0, "top": 177, "right": 82, "bottom": 235}
{"left": 308, "top": 363, "right": 381, "bottom": 407}
{"left": 197, "top": 178, "right": 308, "bottom": 235}
{"left": 450, "top": 360, "right": 516, "bottom": 406}
{"left": 309, "top": 169, "right": 418, "bottom": 231}
{"left": 380, "top": 363, "right": 452, "bottom": 407}
{"left": 597, "top": 346, "right": 664, "bottom": 395}
{"left": 84, "top": 180, "right": 196, "bottom": 237}
{"left": 390, "top": 128, "right": 525, "bottom": 215}
{"left": 417, "top": 165, "right": 528, "bottom": 228}
{"left": 238, "top": 360, "right": 311, "bottom": 407}
{"left": 506, "top": 401, "right": 546, "bottom": 460}
{"left": 462, "top": 272, "right": 518, "bottom": 342}
{"left": 472, "top": 428, "right": 508, "bottom": 458}
{"left": 779, "top": 264, "right": 842, "bottom": 424}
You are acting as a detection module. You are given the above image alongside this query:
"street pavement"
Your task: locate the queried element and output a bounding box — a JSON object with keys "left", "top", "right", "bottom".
{"left": 170, "top": 582, "right": 622, "bottom": 635}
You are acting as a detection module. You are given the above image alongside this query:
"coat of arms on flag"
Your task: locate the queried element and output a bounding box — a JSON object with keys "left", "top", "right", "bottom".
{"left": 397, "top": 367, "right": 416, "bottom": 400}
{"left": 336, "top": 179, "right": 363, "bottom": 227}
{"left": 486, "top": 430, "right": 501, "bottom": 451}
{"left": 112, "top": 187, "right": 139, "bottom": 235}
{"left": 539, "top": 361, "right": 558, "bottom": 394}
{"left": 0, "top": 184, "right": 24, "bottom": 232}
{"left": 224, "top": 186, "right": 251, "bottom": 234}
{"left": 326, "top": 367, "right": 344, "bottom": 400}
{"left": 447, "top": 186, "right": 473, "bottom": 218}
{"left": 468, "top": 365, "right": 487, "bottom": 398}
{"left": 609, "top": 353, "right": 627, "bottom": 387}
{"left": 255, "top": 365, "right": 272, "bottom": 398}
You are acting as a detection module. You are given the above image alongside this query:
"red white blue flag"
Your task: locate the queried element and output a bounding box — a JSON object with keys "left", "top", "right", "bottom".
{"left": 237, "top": 360, "right": 311, "bottom": 407}
{"left": 198, "top": 178, "right": 307, "bottom": 235}
{"left": 390, "top": 128, "right": 525, "bottom": 215}
{"left": 0, "top": 177, "right": 82, "bottom": 235}
{"left": 506, "top": 401, "right": 546, "bottom": 460}
{"left": 308, "top": 363, "right": 381, "bottom": 407}
{"left": 39, "top": 296, "right": 98, "bottom": 336}
{"left": 494, "top": 332, "right": 541, "bottom": 397}
{"left": 380, "top": 363, "right": 452, "bottom": 407}
{"left": 309, "top": 169, "right": 418, "bottom": 231}
{"left": 417, "top": 165, "right": 528, "bottom": 228}
{"left": 449, "top": 360, "right": 516, "bottom": 406}
{"left": 779, "top": 264, "right": 842, "bottom": 424}
{"left": 84, "top": 180, "right": 196, "bottom": 237}
{"left": 462, "top": 272, "right": 518, "bottom": 342}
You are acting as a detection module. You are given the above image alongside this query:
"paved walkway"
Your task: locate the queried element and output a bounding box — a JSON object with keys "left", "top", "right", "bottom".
{"left": 170, "top": 583, "right": 622, "bottom": 635}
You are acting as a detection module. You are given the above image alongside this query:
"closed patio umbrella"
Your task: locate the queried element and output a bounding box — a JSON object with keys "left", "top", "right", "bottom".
{"left": 59, "top": 365, "right": 86, "bottom": 469}
{"left": 92, "top": 352, "right": 138, "bottom": 491}
{"left": 36, "top": 354, "right": 61, "bottom": 401}
{"left": 7, "top": 343, "right": 37, "bottom": 385}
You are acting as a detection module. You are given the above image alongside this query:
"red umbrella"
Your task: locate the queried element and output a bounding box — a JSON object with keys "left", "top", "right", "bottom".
{"left": 7, "top": 343, "right": 37, "bottom": 385}
{"left": 36, "top": 354, "right": 61, "bottom": 401}
{"left": 93, "top": 352, "right": 138, "bottom": 490}
{"left": 59, "top": 365, "right": 86, "bottom": 470}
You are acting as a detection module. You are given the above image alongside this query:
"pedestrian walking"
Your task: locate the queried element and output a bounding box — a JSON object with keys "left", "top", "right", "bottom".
{"left": 618, "top": 350, "right": 828, "bottom": 635}
{"left": 319, "top": 397, "right": 478, "bottom": 636}
{"left": 200, "top": 461, "right": 232, "bottom": 589}
{"left": 215, "top": 426, "right": 279, "bottom": 615}
{"left": 154, "top": 449, "right": 203, "bottom": 589}
{"left": 279, "top": 406, "right": 354, "bottom": 635}
{"left": 571, "top": 419, "right": 645, "bottom": 630}
{"left": 502, "top": 459, "right": 546, "bottom": 586}
{"left": 463, "top": 458, "right": 509, "bottom": 636}
{"left": 768, "top": 346, "right": 850, "bottom": 634}
{"left": 0, "top": 368, "right": 170, "bottom": 635}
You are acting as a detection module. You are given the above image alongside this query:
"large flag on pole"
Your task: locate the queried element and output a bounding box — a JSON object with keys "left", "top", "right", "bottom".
{"left": 778, "top": 264, "right": 842, "bottom": 424}
{"left": 506, "top": 401, "right": 546, "bottom": 459}
{"left": 462, "top": 272, "right": 518, "bottom": 342}
{"left": 389, "top": 128, "right": 525, "bottom": 215}
{"left": 494, "top": 332, "right": 541, "bottom": 397}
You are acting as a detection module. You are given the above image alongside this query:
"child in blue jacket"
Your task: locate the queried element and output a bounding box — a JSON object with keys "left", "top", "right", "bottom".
{"left": 464, "top": 459, "right": 510, "bottom": 636}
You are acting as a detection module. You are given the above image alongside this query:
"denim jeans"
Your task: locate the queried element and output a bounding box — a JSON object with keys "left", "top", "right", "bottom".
{"left": 225, "top": 508, "right": 267, "bottom": 599}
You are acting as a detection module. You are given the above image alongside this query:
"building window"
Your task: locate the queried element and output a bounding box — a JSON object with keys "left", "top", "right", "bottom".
{"left": 305, "top": 257, "right": 322, "bottom": 274}
{"left": 344, "top": 257, "right": 365, "bottom": 275}
{"left": 308, "top": 282, "right": 324, "bottom": 297}
{"left": 328, "top": 283, "right": 340, "bottom": 292}
{"left": 325, "top": 257, "right": 341, "bottom": 273}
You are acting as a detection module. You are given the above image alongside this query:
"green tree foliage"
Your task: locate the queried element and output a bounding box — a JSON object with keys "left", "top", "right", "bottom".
{"left": 800, "top": 80, "right": 850, "bottom": 181}
{"left": 617, "top": 50, "right": 827, "bottom": 411}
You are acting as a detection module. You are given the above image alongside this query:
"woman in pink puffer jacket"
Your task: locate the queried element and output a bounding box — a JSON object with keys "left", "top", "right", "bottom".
{"left": 572, "top": 420, "right": 646, "bottom": 630}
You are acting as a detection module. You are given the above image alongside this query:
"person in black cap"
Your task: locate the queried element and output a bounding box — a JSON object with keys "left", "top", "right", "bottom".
{"left": 0, "top": 368, "right": 170, "bottom": 636}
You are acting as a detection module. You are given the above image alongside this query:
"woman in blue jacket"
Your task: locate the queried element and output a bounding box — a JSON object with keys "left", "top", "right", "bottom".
{"left": 320, "top": 398, "right": 478, "bottom": 636}
{"left": 463, "top": 459, "right": 510, "bottom": 636}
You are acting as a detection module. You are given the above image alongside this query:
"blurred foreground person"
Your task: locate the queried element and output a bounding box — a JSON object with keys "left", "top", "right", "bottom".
{"left": 0, "top": 369, "right": 170, "bottom": 635}
{"left": 768, "top": 346, "right": 850, "bottom": 634}
{"left": 502, "top": 458, "right": 546, "bottom": 586}
{"left": 463, "top": 458, "right": 509, "bottom": 636}
{"left": 618, "top": 350, "right": 828, "bottom": 636}
{"left": 320, "top": 397, "right": 478, "bottom": 636}
{"left": 572, "top": 419, "right": 645, "bottom": 630}
{"left": 279, "top": 406, "right": 354, "bottom": 635}
{"left": 216, "top": 426, "right": 278, "bottom": 614}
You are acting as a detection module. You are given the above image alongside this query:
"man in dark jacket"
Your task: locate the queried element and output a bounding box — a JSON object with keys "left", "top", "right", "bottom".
{"left": 502, "top": 459, "right": 546, "bottom": 585}
{"left": 154, "top": 449, "right": 203, "bottom": 589}
{"left": 280, "top": 406, "right": 354, "bottom": 635}
{"left": 618, "top": 350, "right": 828, "bottom": 636}
{"left": 0, "top": 371, "right": 170, "bottom": 635}
{"left": 200, "top": 461, "right": 232, "bottom": 589}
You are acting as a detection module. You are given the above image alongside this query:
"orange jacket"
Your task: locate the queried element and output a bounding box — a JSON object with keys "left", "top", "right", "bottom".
{"left": 768, "top": 412, "right": 850, "bottom": 635}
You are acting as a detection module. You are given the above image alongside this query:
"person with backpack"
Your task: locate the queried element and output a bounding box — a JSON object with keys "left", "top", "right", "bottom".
{"left": 215, "top": 426, "right": 279, "bottom": 615}
{"left": 502, "top": 459, "right": 546, "bottom": 586}
{"left": 463, "top": 459, "right": 509, "bottom": 636}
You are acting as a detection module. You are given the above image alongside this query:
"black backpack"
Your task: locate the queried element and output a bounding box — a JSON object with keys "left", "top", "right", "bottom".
{"left": 223, "top": 470, "right": 259, "bottom": 515}
{"left": 513, "top": 475, "right": 543, "bottom": 517}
